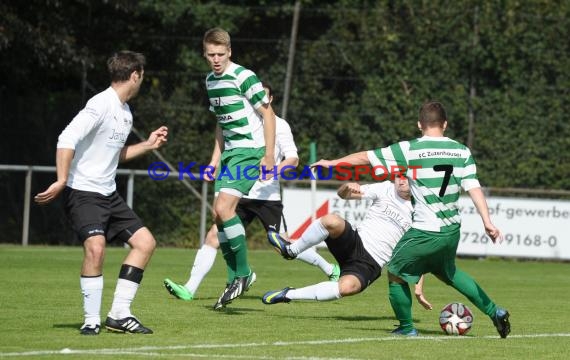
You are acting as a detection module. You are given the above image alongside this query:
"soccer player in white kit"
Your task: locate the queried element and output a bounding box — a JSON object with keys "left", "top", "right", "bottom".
{"left": 264, "top": 177, "right": 430, "bottom": 309}
{"left": 35, "top": 51, "right": 168, "bottom": 335}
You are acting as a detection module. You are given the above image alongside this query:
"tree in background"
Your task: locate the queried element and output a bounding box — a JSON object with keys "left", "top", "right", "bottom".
{"left": 0, "top": 0, "right": 568, "bottom": 245}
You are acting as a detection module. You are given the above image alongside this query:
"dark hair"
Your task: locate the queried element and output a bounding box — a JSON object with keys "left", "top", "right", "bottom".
{"left": 262, "top": 82, "right": 273, "bottom": 98}
{"left": 107, "top": 51, "right": 145, "bottom": 82}
{"left": 419, "top": 101, "right": 447, "bottom": 128}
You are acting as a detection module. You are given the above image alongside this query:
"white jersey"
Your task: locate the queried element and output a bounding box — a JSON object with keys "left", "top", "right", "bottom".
{"left": 57, "top": 87, "right": 132, "bottom": 196}
{"left": 356, "top": 182, "right": 413, "bottom": 267}
{"left": 245, "top": 116, "right": 298, "bottom": 201}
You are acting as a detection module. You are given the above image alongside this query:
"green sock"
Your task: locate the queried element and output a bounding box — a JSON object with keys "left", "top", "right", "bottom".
{"left": 217, "top": 227, "right": 235, "bottom": 284}
{"left": 223, "top": 216, "right": 251, "bottom": 277}
{"left": 388, "top": 281, "right": 414, "bottom": 331}
{"left": 449, "top": 268, "right": 496, "bottom": 318}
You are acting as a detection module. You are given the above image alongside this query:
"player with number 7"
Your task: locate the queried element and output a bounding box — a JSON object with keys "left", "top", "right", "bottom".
{"left": 311, "top": 101, "right": 510, "bottom": 338}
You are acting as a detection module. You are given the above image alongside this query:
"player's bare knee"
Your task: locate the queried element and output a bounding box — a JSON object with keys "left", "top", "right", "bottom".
{"left": 204, "top": 226, "right": 220, "bottom": 248}
{"left": 213, "top": 193, "right": 240, "bottom": 222}
{"left": 148, "top": 236, "right": 157, "bottom": 251}
{"left": 338, "top": 276, "right": 361, "bottom": 296}
{"left": 388, "top": 272, "right": 406, "bottom": 284}
{"left": 214, "top": 198, "right": 232, "bottom": 219}
{"left": 129, "top": 228, "right": 156, "bottom": 254}
{"left": 214, "top": 205, "right": 231, "bottom": 221}
{"left": 84, "top": 236, "right": 105, "bottom": 261}
{"left": 320, "top": 214, "right": 345, "bottom": 238}
{"left": 85, "top": 245, "right": 105, "bottom": 262}
{"left": 140, "top": 236, "right": 156, "bottom": 254}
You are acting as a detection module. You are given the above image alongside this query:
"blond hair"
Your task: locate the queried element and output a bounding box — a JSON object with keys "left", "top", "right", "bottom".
{"left": 203, "top": 27, "right": 231, "bottom": 51}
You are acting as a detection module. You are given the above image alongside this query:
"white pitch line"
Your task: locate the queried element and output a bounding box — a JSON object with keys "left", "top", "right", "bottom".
{"left": 1, "top": 333, "right": 570, "bottom": 357}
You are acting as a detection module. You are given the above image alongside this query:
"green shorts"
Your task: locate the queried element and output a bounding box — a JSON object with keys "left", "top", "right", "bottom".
{"left": 215, "top": 147, "right": 265, "bottom": 196}
{"left": 387, "top": 226, "right": 460, "bottom": 284}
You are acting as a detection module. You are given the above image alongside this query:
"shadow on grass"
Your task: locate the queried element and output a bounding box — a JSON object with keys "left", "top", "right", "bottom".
{"left": 333, "top": 315, "right": 393, "bottom": 322}
{"left": 184, "top": 294, "right": 260, "bottom": 301}
{"left": 53, "top": 323, "right": 82, "bottom": 329}
{"left": 361, "top": 327, "right": 446, "bottom": 336}
{"left": 267, "top": 313, "right": 397, "bottom": 322}
{"left": 204, "top": 306, "right": 265, "bottom": 315}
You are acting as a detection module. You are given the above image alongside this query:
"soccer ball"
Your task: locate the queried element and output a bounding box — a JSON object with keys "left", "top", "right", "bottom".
{"left": 439, "top": 302, "right": 474, "bottom": 335}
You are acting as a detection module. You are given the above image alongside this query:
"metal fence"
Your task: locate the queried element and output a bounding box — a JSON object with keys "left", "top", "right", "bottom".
{"left": 2, "top": 164, "right": 569, "bottom": 246}
{"left": 0, "top": 164, "right": 210, "bottom": 246}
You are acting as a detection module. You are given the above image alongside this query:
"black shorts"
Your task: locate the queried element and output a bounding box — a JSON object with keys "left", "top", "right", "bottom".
{"left": 63, "top": 187, "right": 143, "bottom": 243}
{"left": 235, "top": 198, "right": 284, "bottom": 232}
{"left": 325, "top": 220, "right": 382, "bottom": 291}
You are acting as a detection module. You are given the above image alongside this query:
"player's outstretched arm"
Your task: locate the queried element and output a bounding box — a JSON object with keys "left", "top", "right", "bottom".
{"left": 120, "top": 126, "right": 168, "bottom": 162}
{"left": 337, "top": 183, "right": 364, "bottom": 200}
{"left": 276, "top": 156, "right": 299, "bottom": 174}
{"left": 414, "top": 275, "right": 433, "bottom": 310}
{"left": 311, "top": 151, "right": 370, "bottom": 168}
{"left": 467, "top": 187, "right": 502, "bottom": 243}
{"left": 258, "top": 104, "right": 276, "bottom": 180}
{"left": 34, "top": 148, "right": 74, "bottom": 205}
{"left": 204, "top": 125, "right": 223, "bottom": 182}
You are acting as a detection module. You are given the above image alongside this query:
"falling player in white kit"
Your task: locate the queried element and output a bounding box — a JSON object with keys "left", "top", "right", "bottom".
{"left": 264, "top": 177, "right": 431, "bottom": 308}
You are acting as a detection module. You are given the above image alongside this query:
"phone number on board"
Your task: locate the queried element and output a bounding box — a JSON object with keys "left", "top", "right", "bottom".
{"left": 461, "top": 232, "right": 557, "bottom": 248}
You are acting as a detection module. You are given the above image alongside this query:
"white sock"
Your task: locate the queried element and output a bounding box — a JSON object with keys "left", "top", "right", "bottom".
{"left": 80, "top": 275, "right": 103, "bottom": 326}
{"left": 295, "top": 247, "right": 334, "bottom": 276}
{"left": 185, "top": 244, "right": 218, "bottom": 294}
{"left": 108, "top": 279, "right": 139, "bottom": 319}
{"left": 289, "top": 219, "right": 329, "bottom": 256}
{"left": 287, "top": 281, "right": 341, "bottom": 301}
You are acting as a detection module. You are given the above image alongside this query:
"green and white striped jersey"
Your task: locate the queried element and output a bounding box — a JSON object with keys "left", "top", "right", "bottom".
{"left": 206, "top": 62, "right": 269, "bottom": 150}
{"left": 367, "top": 136, "right": 481, "bottom": 233}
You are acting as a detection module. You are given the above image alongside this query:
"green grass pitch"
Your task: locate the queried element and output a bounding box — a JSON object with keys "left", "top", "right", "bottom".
{"left": 0, "top": 245, "right": 569, "bottom": 359}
